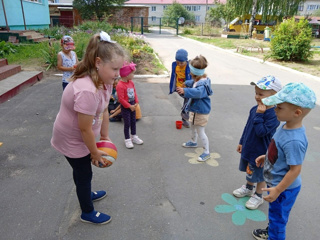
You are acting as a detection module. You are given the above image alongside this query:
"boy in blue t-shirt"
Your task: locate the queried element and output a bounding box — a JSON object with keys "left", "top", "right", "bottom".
{"left": 252, "top": 82, "right": 316, "bottom": 240}
{"left": 233, "top": 76, "right": 282, "bottom": 210}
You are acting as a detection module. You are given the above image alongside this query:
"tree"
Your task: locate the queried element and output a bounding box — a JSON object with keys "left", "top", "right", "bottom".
{"left": 163, "top": 1, "right": 195, "bottom": 26}
{"left": 207, "top": 1, "right": 236, "bottom": 27}
{"left": 226, "top": 0, "right": 305, "bottom": 36}
{"left": 73, "top": 0, "right": 125, "bottom": 21}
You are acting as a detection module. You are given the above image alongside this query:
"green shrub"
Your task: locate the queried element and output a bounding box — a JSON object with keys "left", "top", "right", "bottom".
{"left": 183, "top": 28, "right": 192, "bottom": 34}
{"left": 267, "top": 18, "right": 313, "bottom": 61}
{"left": 76, "top": 21, "right": 113, "bottom": 33}
{"left": 41, "top": 42, "right": 60, "bottom": 70}
{"left": 0, "top": 41, "right": 17, "bottom": 57}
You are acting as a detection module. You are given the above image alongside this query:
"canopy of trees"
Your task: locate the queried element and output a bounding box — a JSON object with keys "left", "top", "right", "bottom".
{"left": 73, "top": 0, "right": 125, "bottom": 21}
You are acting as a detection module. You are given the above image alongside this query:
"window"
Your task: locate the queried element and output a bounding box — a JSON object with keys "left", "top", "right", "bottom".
{"left": 151, "top": 6, "right": 156, "bottom": 12}
{"left": 307, "top": 5, "right": 320, "bottom": 10}
{"left": 298, "top": 3, "right": 304, "bottom": 11}
{"left": 163, "top": 5, "right": 167, "bottom": 10}
{"left": 24, "top": 0, "right": 42, "bottom": 3}
{"left": 192, "top": 6, "right": 200, "bottom": 11}
{"left": 195, "top": 16, "right": 201, "bottom": 22}
{"left": 152, "top": 16, "right": 156, "bottom": 21}
{"left": 185, "top": 6, "right": 191, "bottom": 11}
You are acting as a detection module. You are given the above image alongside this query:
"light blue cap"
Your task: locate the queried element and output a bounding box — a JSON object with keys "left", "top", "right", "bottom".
{"left": 262, "top": 82, "right": 316, "bottom": 109}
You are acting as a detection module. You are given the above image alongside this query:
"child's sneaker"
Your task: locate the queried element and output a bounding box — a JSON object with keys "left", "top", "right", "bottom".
{"left": 245, "top": 194, "right": 263, "bottom": 209}
{"left": 233, "top": 185, "right": 254, "bottom": 198}
{"left": 92, "top": 191, "right": 107, "bottom": 202}
{"left": 80, "top": 210, "right": 112, "bottom": 224}
{"left": 125, "top": 139, "right": 134, "bottom": 149}
{"left": 197, "top": 153, "right": 210, "bottom": 162}
{"left": 182, "top": 141, "right": 198, "bottom": 148}
{"left": 252, "top": 227, "right": 268, "bottom": 240}
{"left": 182, "top": 119, "right": 190, "bottom": 128}
{"left": 131, "top": 135, "right": 143, "bottom": 145}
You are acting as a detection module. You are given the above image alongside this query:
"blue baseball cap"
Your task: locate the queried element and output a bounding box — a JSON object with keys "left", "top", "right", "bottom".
{"left": 262, "top": 82, "right": 316, "bottom": 109}
{"left": 175, "top": 49, "right": 188, "bottom": 62}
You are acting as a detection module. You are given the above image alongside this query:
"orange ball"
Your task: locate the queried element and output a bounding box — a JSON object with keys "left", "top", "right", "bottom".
{"left": 96, "top": 141, "right": 117, "bottom": 168}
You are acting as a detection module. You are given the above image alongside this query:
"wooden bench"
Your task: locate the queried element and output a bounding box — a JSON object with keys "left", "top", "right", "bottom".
{"left": 236, "top": 46, "right": 263, "bottom": 53}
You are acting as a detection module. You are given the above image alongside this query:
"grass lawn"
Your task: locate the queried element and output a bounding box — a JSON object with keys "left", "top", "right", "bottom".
{"left": 183, "top": 35, "right": 320, "bottom": 77}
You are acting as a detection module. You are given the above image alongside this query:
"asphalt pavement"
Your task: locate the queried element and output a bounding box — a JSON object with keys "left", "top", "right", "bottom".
{"left": 0, "top": 29, "right": 319, "bottom": 240}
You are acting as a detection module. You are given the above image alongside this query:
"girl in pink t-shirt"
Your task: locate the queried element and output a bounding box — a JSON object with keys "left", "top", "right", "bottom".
{"left": 51, "top": 31, "right": 125, "bottom": 225}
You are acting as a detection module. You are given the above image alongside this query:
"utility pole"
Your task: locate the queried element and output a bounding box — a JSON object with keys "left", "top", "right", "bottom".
{"left": 1, "top": 0, "right": 9, "bottom": 31}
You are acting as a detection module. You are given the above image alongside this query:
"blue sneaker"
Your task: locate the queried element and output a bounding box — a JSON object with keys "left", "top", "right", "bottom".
{"left": 182, "top": 141, "right": 198, "bottom": 148}
{"left": 198, "top": 153, "right": 210, "bottom": 162}
{"left": 80, "top": 210, "right": 112, "bottom": 224}
{"left": 92, "top": 191, "right": 107, "bottom": 202}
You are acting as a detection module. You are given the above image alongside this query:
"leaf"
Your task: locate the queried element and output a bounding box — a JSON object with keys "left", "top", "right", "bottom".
{"left": 221, "top": 193, "right": 238, "bottom": 205}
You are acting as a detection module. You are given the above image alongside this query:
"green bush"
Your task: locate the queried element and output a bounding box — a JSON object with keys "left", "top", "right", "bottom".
{"left": 0, "top": 41, "right": 17, "bottom": 57}
{"left": 268, "top": 18, "right": 313, "bottom": 61}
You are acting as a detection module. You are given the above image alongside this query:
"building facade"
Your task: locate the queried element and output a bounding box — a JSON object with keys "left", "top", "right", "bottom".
{"left": 298, "top": 0, "right": 320, "bottom": 16}
{"left": 0, "top": 0, "right": 50, "bottom": 30}
{"left": 125, "top": 0, "right": 226, "bottom": 23}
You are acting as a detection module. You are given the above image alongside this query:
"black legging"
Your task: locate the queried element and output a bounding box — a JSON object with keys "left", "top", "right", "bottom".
{"left": 65, "top": 154, "right": 94, "bottom": 213}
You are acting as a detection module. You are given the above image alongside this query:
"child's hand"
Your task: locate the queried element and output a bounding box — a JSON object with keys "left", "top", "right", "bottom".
{"left": 236, "top": 144, "right": 242, "bottom": 153}
{"left": 91, "top": 150, "right": 106, "bottom": 168}
{"left": 255, "top": 155, "right": 265, "bottom": 167}
{"left": 129, "top": 105, "right": 136, "bottom": 112}
{"left": 262, "top": 186, "right": 281, "bottom": 203}
{"left": 256, "top": 103, "right": 267, "bottom": 113}
{"left": 110, "top": 109, "right": 115, "bottom": 114}
{"left": 73, "top": 65, "right": 77, "bottom": 70}
{"left": 176, "top": 87, "right": 184, "bottom": 95}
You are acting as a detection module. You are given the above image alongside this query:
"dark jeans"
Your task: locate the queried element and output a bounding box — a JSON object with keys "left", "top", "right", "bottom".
{"left": 62, "top": 82, "right": 68, "bottom": 91}
{"left": 121, "top": 102, "right": 136, "bottom": 139}
{"left": 65, "top": 154, "right": 94, "bottom": 213}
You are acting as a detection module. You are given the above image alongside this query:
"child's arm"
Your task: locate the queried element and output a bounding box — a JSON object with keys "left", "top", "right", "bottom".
{"left": 116, "top": 83, "right": 131, "bottom": 109}
{"left": 100, "top": 107, "right": 111, "bottom": 141}
{"left": 253, "top": 107, "right": 279, "bottom": 137}
{"left": 109, "top": 107, "right": 121, "bottom": 118}
{"left": 262, "top": 165, "right": 301, "bottom": 203}
{"left": 184, "top": 85, "right": 208, "bottom": 99}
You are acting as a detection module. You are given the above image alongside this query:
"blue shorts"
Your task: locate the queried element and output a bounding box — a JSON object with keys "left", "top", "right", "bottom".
{"left": 239, "top": 158, "right": 264, "bottom": 183}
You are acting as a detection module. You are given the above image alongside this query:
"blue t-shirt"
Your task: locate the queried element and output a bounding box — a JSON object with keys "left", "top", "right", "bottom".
{"left": 263, "top": 124, "right": 308, "bottom": 189}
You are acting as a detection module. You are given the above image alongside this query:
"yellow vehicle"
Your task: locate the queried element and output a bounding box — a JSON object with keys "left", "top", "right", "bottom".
{"left": 227, "top": 14, "right": 277, "bottom": 33}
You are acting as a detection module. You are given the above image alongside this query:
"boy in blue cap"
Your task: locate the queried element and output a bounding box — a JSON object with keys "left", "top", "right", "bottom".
{"left": 169, "top": 49, "right": 192, "bottom": 127}
{"left": 252, "top": 83, "right": 316, "bottom": 240}
{"left": 233, "top": 76, "right": 282, "bottom": 210}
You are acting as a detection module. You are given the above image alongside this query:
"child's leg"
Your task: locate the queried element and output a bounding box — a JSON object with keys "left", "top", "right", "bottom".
{"left": 255, "top": 181, "right": 266, "bottom": 195}
{"left": 268, "top": 186, "right": 301, "bottom": 240}
{"left": 191, "top": 124, "right": 198, "bottom": 143}
{"left": 130, "top": 109, "right": 137, "bottom": 136}
{"left": 121, "top": 106, "right": 131, "bottom": 139}
{"left": 195, "top": 126, "right": 209, "bottom": 154}
{"left": 65, "top": 154, "right": 94, "bottom": 213}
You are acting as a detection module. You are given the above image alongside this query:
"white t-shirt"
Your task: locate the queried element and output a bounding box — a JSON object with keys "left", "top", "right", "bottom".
{"left": 51, "top": 76, "right": 112, "bottom": 158}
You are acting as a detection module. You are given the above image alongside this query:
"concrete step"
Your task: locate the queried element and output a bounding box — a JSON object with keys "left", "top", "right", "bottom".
{"left": 0, "top": 71, "right": 43, "bottom": 104}
{"left": 0, "top": 65, "right": 21, "bottom": 81}
{"left": 0, "top": 58, "right": 8, "bottom": 67}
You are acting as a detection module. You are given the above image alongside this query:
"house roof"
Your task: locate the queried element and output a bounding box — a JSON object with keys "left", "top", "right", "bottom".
{"left": 125, "top": 0, "right": 226, "bottom": 5}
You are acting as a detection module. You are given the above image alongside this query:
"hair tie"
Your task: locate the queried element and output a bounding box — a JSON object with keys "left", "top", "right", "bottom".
{"left": 189, "top": 64, "right": 205, "bottom": 76}
{"left": 100, "top": 31, "right": 116, "bottom": 43}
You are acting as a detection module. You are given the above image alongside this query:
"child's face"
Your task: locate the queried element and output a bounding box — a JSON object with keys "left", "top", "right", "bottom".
{"left": 274, "top": 102, "right": 299, "bottom": 122}
{"left": 254, "top": 86, "right": 276, "bottom": 105}
{"left": 122, "top": 71, "right": 135, "bottom": 81}
{"left": 176, "top": 61, "right": 187, "bottom": 68}
{"left": 97, "top": 56, "right": 124, "bottom": 85}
